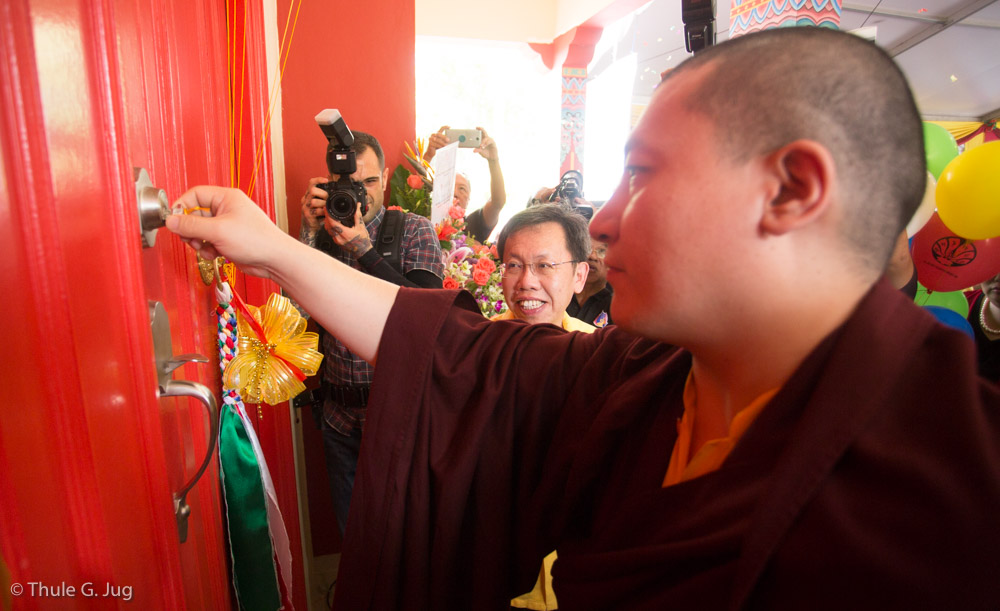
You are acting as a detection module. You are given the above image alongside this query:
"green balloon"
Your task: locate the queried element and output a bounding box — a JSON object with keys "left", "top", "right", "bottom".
{"left": 923, "top": 122, "right": 959, "bottom": 180}
{"left": 914, "top": 282, "right": 970, "bottom": 318}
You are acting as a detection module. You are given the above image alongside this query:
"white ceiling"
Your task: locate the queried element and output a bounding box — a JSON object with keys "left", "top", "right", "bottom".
{"left": 596, "top": 0, "right": 1000, "bottom": 120}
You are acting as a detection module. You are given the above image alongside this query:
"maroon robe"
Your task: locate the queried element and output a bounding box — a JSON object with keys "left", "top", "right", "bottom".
{"left": 333, "top": 280, "right": 1000, "bottom": 610}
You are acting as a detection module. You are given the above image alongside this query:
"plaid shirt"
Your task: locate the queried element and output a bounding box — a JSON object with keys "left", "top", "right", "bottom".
{"left": 301, "top": 206, "right": 443, "bottom": 435}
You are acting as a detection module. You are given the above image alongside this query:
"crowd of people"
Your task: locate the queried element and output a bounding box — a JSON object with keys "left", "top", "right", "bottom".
{"left": 168, "top": 26, "right": 1000, "bottom": 610}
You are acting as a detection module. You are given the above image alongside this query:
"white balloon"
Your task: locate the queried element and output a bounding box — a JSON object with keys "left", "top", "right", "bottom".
{"left": 906, "top": 171, "right": 936, "bottom": 237}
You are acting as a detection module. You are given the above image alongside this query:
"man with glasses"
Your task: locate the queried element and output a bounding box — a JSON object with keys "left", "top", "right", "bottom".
{"left": 492, "top": 204, "right": 593, "bottom": 332}
{"left": 567, "top": 240, "right": 613, "bottom": 328}
{"left": 490, "top": 203, "right": 594, "bottom": 609}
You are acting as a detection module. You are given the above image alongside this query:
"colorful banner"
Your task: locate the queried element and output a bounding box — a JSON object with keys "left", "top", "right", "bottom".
{"left": 730, "top": 0, "right": 842, "bottom": 37}
{"left": 560, "top": 66, "right": 587, "bottom": 174}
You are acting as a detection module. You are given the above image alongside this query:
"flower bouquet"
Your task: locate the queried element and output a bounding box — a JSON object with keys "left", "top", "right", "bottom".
{"left": 436, "top": 205, "right": 507, "bottom": 318}
{"left": 389, "top": 138, "right": 434, "bottom": 217}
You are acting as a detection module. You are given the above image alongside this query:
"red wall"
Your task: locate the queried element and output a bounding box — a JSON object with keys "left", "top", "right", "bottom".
{"left": 278, "top": 0, "right": 416, "bottom": 239}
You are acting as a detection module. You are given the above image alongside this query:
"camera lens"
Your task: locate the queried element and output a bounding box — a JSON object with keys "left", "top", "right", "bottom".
{"left": 329, "top": 191, "right": 356, "bottom": 217}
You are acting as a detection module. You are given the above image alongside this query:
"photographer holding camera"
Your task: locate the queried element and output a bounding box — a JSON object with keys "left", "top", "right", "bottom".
{"left": 425, "top": 125, "right": 507, "bottom": 243}
{"left": 528, "top": 170, "right": 595, "bottom": 220}
{"left": 299, "top": 112, "right": 443, "bottom": 536}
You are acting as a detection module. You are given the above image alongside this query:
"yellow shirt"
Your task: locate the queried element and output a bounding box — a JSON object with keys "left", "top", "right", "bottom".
{"left": 501, "top": 308, "right": 593, "bottom": 610}
{"left": 491, "top": 310, "right": 597, "bottom": 333}
{"left": 663, "top": 373, "right": 779, "bottom": 487}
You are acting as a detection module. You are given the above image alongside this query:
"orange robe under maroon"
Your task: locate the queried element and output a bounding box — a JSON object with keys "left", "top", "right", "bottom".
{"left": 333, "top": 280, "right": 1000, "bottom": 610}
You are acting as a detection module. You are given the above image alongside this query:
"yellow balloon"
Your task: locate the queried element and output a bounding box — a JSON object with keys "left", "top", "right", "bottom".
{"left": 936, "top": 141, "right": 1000, "bottom": 240}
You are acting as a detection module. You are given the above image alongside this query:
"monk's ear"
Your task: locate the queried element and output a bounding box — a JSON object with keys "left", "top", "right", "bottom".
{"left": 759, "top": 140, "right": 835, "bottom": 236}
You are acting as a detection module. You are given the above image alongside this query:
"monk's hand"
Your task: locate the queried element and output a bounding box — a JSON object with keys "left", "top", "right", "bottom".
{"left": 166, "top": 185, "right": 287, "bottom": 279}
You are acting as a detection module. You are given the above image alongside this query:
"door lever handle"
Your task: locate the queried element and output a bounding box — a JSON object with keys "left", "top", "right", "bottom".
{"left": 148, "top": 300, "right": 219, "bottom": 543}
{"left": 162, "top": 353, "right": 209, "bottom": 377}
{"left": 159, "top": 379, "right": 218, "bottom": 544}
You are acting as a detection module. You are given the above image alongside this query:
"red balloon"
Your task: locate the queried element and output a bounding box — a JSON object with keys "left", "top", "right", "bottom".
{"left": 911, "top": 212, "right": 1000, "bottom": 292}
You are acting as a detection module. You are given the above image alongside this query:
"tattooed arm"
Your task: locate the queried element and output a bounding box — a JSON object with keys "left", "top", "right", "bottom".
{"left": 325, "top": 206, "right": 442, "bottom": 289}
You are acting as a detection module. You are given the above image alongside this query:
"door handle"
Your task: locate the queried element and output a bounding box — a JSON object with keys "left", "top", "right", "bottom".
{"left": 159, "top": 379, "right": 218, "bottom": 544}
{"left": 148, "top": 300, "right": 218, "bottom": 543}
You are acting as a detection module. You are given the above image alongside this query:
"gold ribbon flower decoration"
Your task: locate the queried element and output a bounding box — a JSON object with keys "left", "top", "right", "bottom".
{"left": 223, "top": 293, "right": 323, "bottom": 405}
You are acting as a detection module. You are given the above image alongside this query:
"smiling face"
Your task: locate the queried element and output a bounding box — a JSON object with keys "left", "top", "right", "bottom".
{"left": 589, "top": 64, "right": 766, "bottom": 343}
{"left": 501, "top": 222, "right": 589, "bottom": 326}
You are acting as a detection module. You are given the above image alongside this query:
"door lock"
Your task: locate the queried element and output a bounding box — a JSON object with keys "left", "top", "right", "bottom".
{"left": 134, "top": 167, "right": 169, "bottom": 248}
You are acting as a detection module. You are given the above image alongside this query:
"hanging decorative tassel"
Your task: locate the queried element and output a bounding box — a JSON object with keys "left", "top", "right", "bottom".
{"left": 216, "top": 281, "right": 295, "bottom": 610}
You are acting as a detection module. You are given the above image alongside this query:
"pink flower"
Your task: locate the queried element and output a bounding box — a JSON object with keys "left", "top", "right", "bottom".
{"left": 406, "top": 174, "right": 424, "bottom": 189}
{"left": 446, "top": 246, "right": 474, "bottom": 267}
{"left": 472, "top": 268, "right": 491, "bottom": 286}
{"left": 475, "top": 257, "right": 496, "bottom": 274}
{"left": 386, "top": 205, "right": 403, "bottom": 211}
{"left": 449, "top": 205, "right": 466, "bottom": 220}
{"left": 443, "top": 277, "right": 460, "bottom": 290}
{"left": 489, "top": 245, "right": 498, "bottom": 258}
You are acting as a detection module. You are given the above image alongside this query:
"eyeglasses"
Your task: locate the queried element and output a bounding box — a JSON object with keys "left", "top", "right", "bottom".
{"left": 501, "top": 260, "right": 578, "bottom": 278}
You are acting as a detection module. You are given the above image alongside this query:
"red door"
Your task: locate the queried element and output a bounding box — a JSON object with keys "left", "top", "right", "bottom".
{"left": 0, "top": 0, "right": 279, "bottom": 608}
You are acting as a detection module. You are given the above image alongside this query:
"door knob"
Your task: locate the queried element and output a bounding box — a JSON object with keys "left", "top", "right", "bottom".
{"left": 134, "top": 167, "right": 169, "bottom": 248}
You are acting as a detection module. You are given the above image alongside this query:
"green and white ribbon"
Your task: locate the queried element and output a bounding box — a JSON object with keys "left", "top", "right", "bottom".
{"left": 216, "top": 282, "right": 293, "bottom": 610}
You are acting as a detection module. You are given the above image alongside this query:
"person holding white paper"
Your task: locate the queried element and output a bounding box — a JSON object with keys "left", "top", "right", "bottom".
{"left": 427, "top": 125, "right": 507, "bottom": 242}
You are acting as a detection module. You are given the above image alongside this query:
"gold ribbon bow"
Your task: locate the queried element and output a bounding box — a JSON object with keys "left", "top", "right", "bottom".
{"left": 224, "top": 293, "right": 323, "bottom": 405}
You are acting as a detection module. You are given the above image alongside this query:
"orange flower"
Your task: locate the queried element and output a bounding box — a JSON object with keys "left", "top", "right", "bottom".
{"left": 490, "top": 244, "right": 498, "bottom": 258}
{"left": 443, "top": 277, "right": 460, "bottom": 290}
{"left": 438, "top": 223, "right": 457, "bottom": 240}
{"left": 406, "top": 174, "right": 424, "bottom": 189}
{"left": 472, "top": 268, "right": 490, "bottom": 286}
{"left": 475, "top": 257, "right": 496, "bottom": 274}
{"left": 387, "top": 205, "right": 403, "bottom": 211}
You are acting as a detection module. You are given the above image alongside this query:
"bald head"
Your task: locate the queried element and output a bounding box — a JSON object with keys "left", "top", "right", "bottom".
{"left": 667, "top": 27, "right": 926, "bottom": 271}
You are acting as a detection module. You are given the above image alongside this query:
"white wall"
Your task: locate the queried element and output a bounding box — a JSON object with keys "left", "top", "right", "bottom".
{"left": 416, "top": 0, "right": 619, "bottom": 43}
{"left": 416, "top": 37, "right": 563, "bottom": 240}
{"left": 416, "top": 0, "right": 557, "bottom": 42}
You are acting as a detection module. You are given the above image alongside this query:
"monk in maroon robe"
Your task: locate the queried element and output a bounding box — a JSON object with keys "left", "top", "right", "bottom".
{"left": 168, "top": 27, "right": 1000, "bottom": 611}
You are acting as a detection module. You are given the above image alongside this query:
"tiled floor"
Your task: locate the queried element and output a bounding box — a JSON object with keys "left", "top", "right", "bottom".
{"left": 308, "top": 553, "right": 340, "bottom": 610}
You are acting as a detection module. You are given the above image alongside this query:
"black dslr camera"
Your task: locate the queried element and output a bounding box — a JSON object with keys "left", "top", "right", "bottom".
{"left": 315, "top": 109, "right": 367, "bottom": 227}
{"left": 548, "top": 170, "right": 592, "bottom": 219}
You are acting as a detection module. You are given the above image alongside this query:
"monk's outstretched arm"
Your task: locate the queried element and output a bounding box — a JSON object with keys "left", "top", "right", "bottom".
{"left": 166, "top": 185, "right": 397, "bottom": 365}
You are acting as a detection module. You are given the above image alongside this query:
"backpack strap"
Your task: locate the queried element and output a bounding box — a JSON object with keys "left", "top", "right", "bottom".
{"left": 377, "top": 209, "right": 405, "bottom": 274}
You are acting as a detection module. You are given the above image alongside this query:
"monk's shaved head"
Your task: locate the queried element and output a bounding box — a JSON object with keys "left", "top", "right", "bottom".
{"left": 665, "top": 27, "right": 926, "bottom": 271}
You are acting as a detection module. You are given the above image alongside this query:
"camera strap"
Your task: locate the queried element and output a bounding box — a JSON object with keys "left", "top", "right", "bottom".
{"left": 377, "top": 209, "right": 404, "bottom": 274}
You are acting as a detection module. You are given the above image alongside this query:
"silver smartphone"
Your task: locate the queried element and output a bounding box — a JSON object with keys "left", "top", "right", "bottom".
{"left": 444, "top": 128, "right": 482, "bottom": 148}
